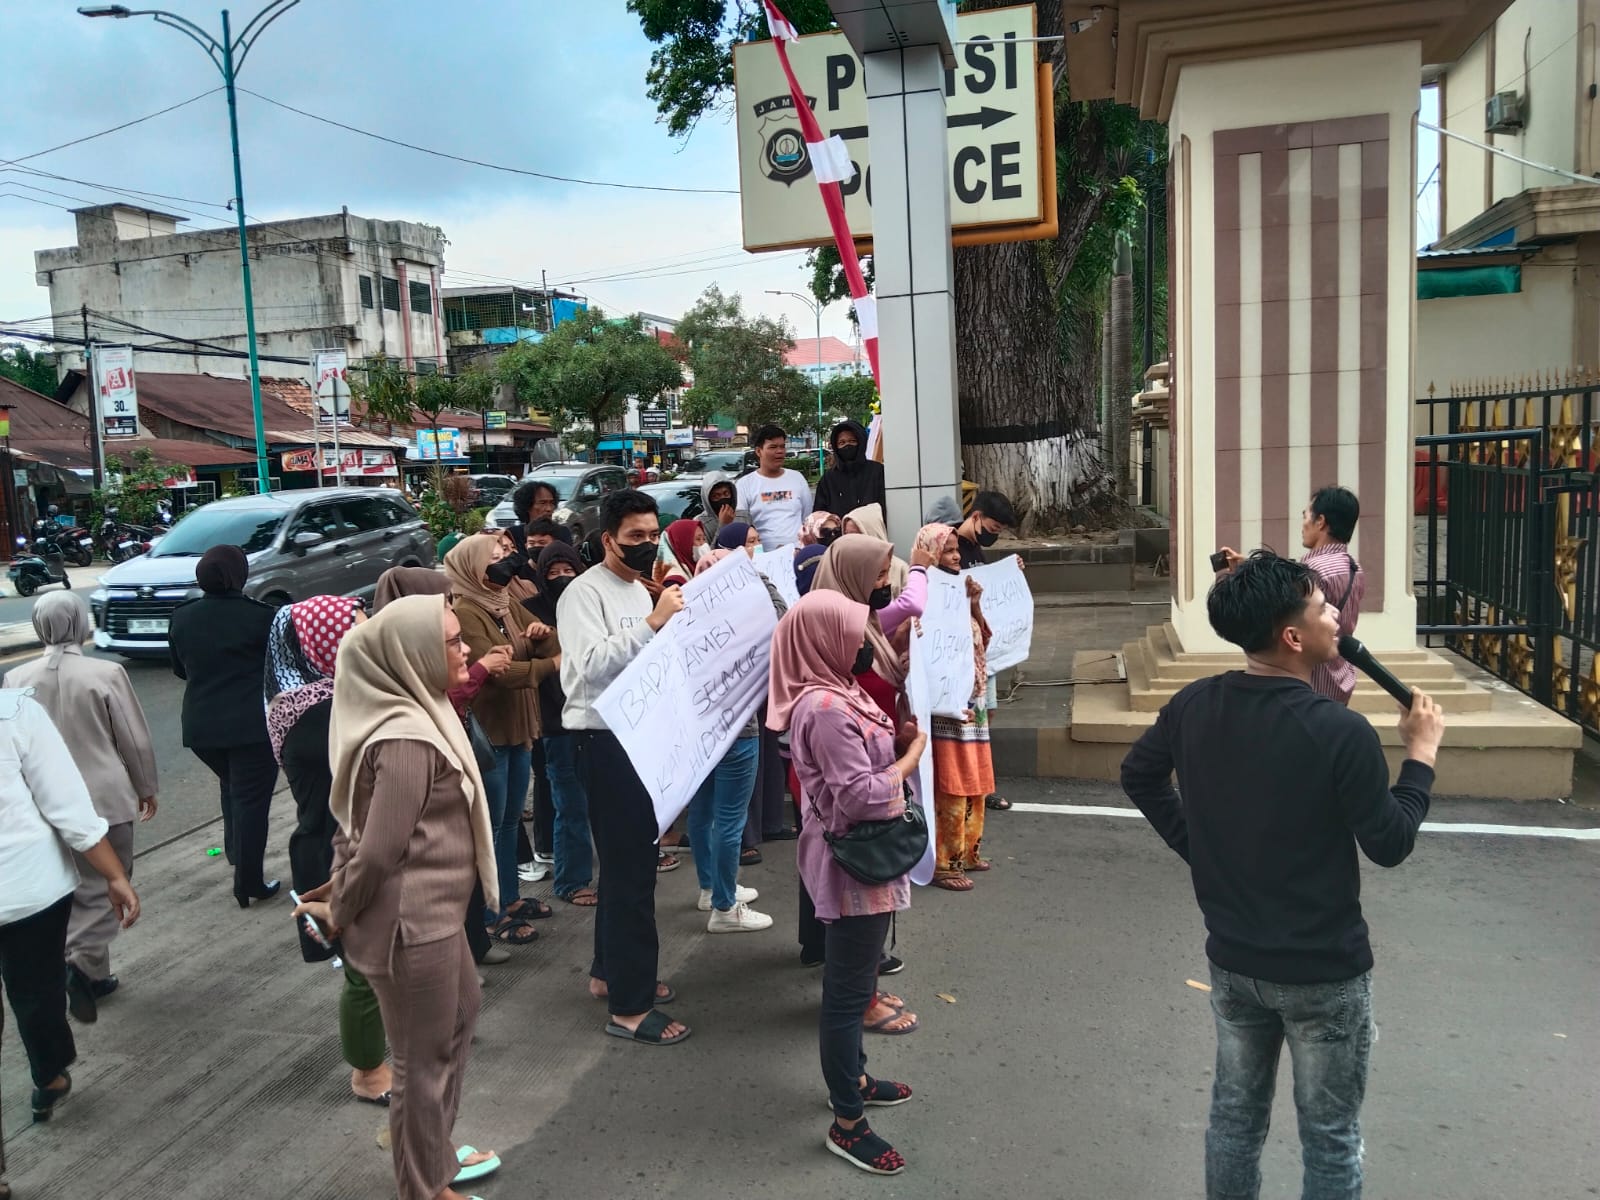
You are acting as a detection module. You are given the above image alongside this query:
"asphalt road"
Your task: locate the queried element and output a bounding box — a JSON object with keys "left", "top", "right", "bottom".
{"left": 1, "top": 762, "right": 1596, "bottom": 1200}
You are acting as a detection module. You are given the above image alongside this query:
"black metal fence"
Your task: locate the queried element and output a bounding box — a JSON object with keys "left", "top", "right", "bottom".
{"left": 1416, "top": 377, "right": 1599, "bottom": 731}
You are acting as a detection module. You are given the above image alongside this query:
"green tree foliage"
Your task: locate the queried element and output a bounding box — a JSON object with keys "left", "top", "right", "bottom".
{"left": 93, "top": 447, "right": 185, "bottom": 528}
{"left": 676, "top": 285, "right": 812, "bottom": 433}
{"left": 349, "top": 353, "right": 415, "bottom": 428}
{"left": 820, "top": 372, "right": 877, "bottom": 429}
{"left": 0, "top": 344, "right": 59, "bottom": 395}
{"left": 494, "top": 307, "right": 682, "bottom": 442}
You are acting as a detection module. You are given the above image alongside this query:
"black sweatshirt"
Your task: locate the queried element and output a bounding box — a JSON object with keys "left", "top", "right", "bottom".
{"left": 1120, "top": 671, "right": 1433, "bottom": 984}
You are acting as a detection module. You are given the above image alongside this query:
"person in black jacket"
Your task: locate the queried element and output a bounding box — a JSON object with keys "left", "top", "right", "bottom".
{"left": 169, "top": 544, "right": 281, "bottom": 908}
{"left": 813, "top": 418, "right": 885, "bottom": 519}
{"left": 1120, "top": 550, "right": 1445, "bottom": 1200}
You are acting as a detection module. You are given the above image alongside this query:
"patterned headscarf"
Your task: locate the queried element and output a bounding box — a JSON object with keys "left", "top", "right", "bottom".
{"left": 799, "top": 511, "right": 837, "bottom": 546}
{"left": 264, "top": 595, "right": 364, "bottom": 762}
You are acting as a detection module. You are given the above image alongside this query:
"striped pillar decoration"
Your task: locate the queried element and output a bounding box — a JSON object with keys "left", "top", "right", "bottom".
{"left": 1212, "top": 115, "right": 1389, "bottom": 609}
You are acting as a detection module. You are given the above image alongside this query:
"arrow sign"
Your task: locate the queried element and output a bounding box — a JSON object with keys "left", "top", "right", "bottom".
{"left": 948, "top": 106, "right": 1013, "bottom": 130}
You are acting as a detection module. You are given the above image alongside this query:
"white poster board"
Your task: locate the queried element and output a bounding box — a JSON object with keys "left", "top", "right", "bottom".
{"left": 593, "top": 551, "right": 779, "bottom": 836}
{"left": 904, "top": 623, "right": 938, "bottom": 887}
{"left": 94, "top": 344, "right": 138, "bottom": 439}
{"left": 965, "top": 555, "right": 1034, "bottom": 672}
{"left": 752, "top": 543, "right": 800, "bottom": 607}
{"left": 920, "top": 567, "right": 978, "bottom": 719}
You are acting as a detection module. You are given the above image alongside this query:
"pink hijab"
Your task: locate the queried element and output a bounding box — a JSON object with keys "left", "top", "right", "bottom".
{"left": 767, "top": 590, "right": 889, "bottom": 733}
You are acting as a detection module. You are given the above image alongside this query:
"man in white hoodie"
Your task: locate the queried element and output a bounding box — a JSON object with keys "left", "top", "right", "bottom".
{"left": 559, "top": 488, "right": 689, "bottom": 1046}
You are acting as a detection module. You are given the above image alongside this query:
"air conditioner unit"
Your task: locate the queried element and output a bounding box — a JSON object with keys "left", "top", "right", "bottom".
{"left": 1486, "top": 91, "right": 1524, "bottom": 134}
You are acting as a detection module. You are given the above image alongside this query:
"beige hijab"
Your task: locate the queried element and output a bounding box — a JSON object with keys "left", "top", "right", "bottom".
{"left": 812, "top": 533, "right": 907, "bottom": 689}
{"left": 843, "top": 502, "right": 910, "bottom": 593}
{"left": 328, "top": 594, "right": 499, "bottom": 912}
{"left": 443, "top": 534, "right": 510, "bottom": 620}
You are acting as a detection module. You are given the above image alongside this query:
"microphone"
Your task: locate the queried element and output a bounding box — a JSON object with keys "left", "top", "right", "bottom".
{"left": 1337, "top": 635, "right": 1414, "bottom": 710}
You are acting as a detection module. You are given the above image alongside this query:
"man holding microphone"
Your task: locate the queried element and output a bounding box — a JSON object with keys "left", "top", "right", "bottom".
{"left": 1121, "top": 550, "right": 1444, "bottom": 1199}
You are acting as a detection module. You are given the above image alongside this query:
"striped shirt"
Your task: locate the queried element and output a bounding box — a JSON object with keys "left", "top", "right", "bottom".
{"left": 1303, "top": 541, "right": 1364, "bottom": 704}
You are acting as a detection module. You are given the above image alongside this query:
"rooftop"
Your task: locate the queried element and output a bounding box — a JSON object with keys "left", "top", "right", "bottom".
{"left": 784, "top": 336, "right": 859, "bottom": 369}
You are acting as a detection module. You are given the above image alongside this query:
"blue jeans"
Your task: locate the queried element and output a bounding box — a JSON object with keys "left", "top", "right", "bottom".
{"left": 686, "top": 736, "right": 759, "bottom": 911}
{"left": 544, "top": 734, "right": 592, "bottom": 897}
{"left": 1206, "top": 963, "right": 1374, "bottom": 1200}
{"left": 482, "top": 744, "right": 531, "bottom": 920}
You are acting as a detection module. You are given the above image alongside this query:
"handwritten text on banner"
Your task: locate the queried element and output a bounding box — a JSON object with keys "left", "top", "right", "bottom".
{"left": 753, "top": 544, "right": 800, "bottom": 607}
{"left": 920, "top": 567, "right": 977, "bottom": 719}
{"left": 965, "top": 555, "right": 1034, "bottom": 673}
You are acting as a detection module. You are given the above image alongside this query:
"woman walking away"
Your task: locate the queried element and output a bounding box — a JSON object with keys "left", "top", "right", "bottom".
{"left": 3, "top": 592, "right": 156, "bottom": 1024}
{"left": 297, "top": 593, "right": 501, "bottom": 1200}
{"left": 768, "top": 591, "right": 926, "bottom": 1175}
{"left": 0, "top": 688, "right": 139, "bottom": 1130}
{"left": 445, "top": 536, "right": 560, "bottom": 944}
{"left": 169, "top": 543, "right": 280, "bottom": 908}
{"left": 264, "top": 595, "right": 398, "bottom": 1106}
{"left": 918, "top": 524, "right": 996, "bottom": 891}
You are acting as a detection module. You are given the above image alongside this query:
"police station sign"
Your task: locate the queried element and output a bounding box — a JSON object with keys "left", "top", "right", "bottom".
{"left": 732, "top": 4, "right": 1050, "bottom": 252}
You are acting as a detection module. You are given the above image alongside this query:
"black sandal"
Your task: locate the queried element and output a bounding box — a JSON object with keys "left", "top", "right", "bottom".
{"left": 604, "top": 1009, "right": 690, "bottom": 1046}
{"left": 506, "top": 897, "right": 552, "bottom": 920}
{"left": 825, "top": 1120, "right": 906, "bottom": 1175}
{"left": 740, "top": 848, "right": 763, "bottom": 866}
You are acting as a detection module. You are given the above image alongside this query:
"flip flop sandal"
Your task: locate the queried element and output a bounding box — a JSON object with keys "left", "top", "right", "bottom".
{"left": 507, "top": 897, "right": 553, "bottom": 920}
{"left": 985, "top": 793, "right": 1012, "bottom": 811}
{"left": 740, "top": 848, "right": 763, "bottom": 866}
{"left": 605, "top": 1009, "right": 691, "bottom": 1046}
{"left": 560, "top": 888, "right": 599, "bottom": 906}
{"left": 932, "top": 872, "right": 974, "bottom": 891}
{"left": 656, "top": 852, "right": 681, "bottom": 873}
{"left": 454, "top": 1146, "right": 501, "bottom": 1184}
{"left": 353, "top": 1090, "right": 391, "bottom": 1107}
{"left": 488, "top": 918, "right": 539, "bottom": 944}
{"left": 863, "top": 1008, "right": 919, "bottom": 1035}
{"left": 964, "top": 860, "right": 993, "bottom": 873}
{"left": 875, "top": 991, "right": 905, "bottom": 1011}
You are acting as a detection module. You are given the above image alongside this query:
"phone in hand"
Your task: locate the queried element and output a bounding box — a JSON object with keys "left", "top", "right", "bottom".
{"left": 289, "top": 889, "right": 333, "bottom": 950}
{"left": 1209, "top": 549, "right": 1232, "bottom": 573}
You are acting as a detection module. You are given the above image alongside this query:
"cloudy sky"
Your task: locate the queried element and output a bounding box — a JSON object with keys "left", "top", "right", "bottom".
{"left": 0, "top": 1, "right": 855, "bottom": 346}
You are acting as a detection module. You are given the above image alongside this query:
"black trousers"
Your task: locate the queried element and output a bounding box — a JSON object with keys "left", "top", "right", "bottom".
{"left": 821, "top": 911, "right": 892, "bottom": 1120}
{"left": 0, "top": 894, "right": 76, "bottom": 1090}
{"left": 793, "top": 783, "right": 825, "bottom": 959}
{"left": 530, "top": 738, "right": 555, "bottom": 856}
{"left": 575, "top": 730, "right": 659, "bottom": 1017}
{"left": 194, "top": 741, "right": 279, "bottom": 898}
{"left": 281, "top": 713, "right": 338, "bottom": 962}
{"left": 744, "top": 716, "right": 790, "bottom": 850}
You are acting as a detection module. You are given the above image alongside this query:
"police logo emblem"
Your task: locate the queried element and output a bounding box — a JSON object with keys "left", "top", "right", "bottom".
{"left": 753, "top": 94, "right": 816, "bottom": 186}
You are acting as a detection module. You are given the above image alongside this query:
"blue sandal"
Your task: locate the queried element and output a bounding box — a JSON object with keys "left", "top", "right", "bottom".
{"left": 454, "top": 1146, "right": 501, "bottom": 1184}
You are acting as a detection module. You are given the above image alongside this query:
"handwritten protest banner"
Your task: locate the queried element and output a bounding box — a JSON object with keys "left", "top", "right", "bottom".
{"left": 904, "top": 623, "right": 938, "bottom": 886}
{"left": 920, "top": 567, "right": 977, "bottom": 719}
{"left": 753, "top": 544, "right": 800, "bottom": 607}
{"left": 965, "top": 555, "right": 1034, "bottom": 672}
{"left": 594, "top": 551, "right": 778, "bottom": 836}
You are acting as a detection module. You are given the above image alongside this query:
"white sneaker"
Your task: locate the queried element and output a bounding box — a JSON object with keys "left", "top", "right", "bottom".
{"left": 697, "top": 885, "right": 758, "bottom": 912}
{"left": 517, "top": 861, "right": 550, "bottom": 883}
{"left": 707, "top": 902, "right": 773, "bottom": 933}
{"left": 531, "top": 850, "right": 555, "bottom": 865}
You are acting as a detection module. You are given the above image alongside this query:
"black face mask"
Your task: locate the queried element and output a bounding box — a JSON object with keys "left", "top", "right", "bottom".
{"left": 544, "top": 575, "right": 572, "bottom": 602}
{"left": 868, "top": 584, "right": 892, "bottom": 610}
{"left": 485, "top": 558, "right": 519, "bottom": 588}
{"left": 617, "top": 539, "right": 659, "bottom": 576}
{"left": 818, "top": 525, "right": 841, "bottom": 545}
{"left": 977, "top": 527, "right": 1000, "bottom": 547}
{"left": 852, "top": 642, "right": 874, "bottom": 675}
{"left": 835, "top": 443, "right": 859, "bottom": 464}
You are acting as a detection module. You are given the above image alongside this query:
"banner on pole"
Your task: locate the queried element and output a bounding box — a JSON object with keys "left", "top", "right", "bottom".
{"left": 95, "top": 345, "right": 138, "bottom": 439}
{"left": 593, "top": 551, "right": 780, "bottom": 836}
{"left": 311, "top": 349, "right": 349, "bottom": 425}
{"left": 965, "top": 555, "right": 1033, "bottom": 672}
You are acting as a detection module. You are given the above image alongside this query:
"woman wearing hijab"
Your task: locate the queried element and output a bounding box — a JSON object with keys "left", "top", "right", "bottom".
{"left": 915, "top": 525, "right": 996, "bottom": 890}
{"left": 372, "top": 567, "right": 515, "bottom": 968}
{"left": 767, "top": 591, "right": 926, "bottom": 1176}
{"left": 661, "top": 518, "right": 706, "bottom": 585}
{"left": 714, "top": 521, "right": 762, "bottom": 556}
{"left": 168, "top": 544, "right": 280, "bottom": 908}
{"left": 443, "top": 536, "right": 560, "bottom": 943}
{"left": 517, "top": 541, "right": 596, "bottom": 906}
{"left": 799, "top": 511, "right": 842, "bottom": 547}
{"left": 262, "top": 595, "right": 399, "bottom": 1104}
{"left": 794, "top": 543, "right": 827, "bottom": 594}
{"left": 3, "top": 593, "right": 155, "bottom": 1025}
{"left": 840, "top": 504, "right": 910, "bottom": 594}
{"left": 295, "top": 594, "right": 501, "bottom": 1200}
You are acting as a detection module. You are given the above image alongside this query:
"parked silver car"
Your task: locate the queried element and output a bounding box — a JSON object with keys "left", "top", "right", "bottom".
{"left": 485, "top": 463, "right": 631, "bottom": 541}
{"left": 90, "top": 487, "right": 434, "bottom": 658}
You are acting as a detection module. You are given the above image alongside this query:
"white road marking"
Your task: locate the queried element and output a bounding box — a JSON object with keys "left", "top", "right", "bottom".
{"left": 1008, "top": 802, "right": 1600, "bottom": 841}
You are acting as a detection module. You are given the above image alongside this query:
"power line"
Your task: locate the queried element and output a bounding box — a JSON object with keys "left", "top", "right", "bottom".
{"left": 0, "top": 163, "right": 234, "bottom": 214}
{"left": 1442, "top": 26, "right": 1585, "bottom": 123}
{"left": 239, "top": 87, "right": 741, "bottom": 196}
{"left": 0, "top": 89, "right": 223, "bottom": 168}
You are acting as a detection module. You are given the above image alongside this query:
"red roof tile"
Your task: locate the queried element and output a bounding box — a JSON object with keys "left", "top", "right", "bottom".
{"left": 784, "top": 337, "right": 860, "bottom": 368}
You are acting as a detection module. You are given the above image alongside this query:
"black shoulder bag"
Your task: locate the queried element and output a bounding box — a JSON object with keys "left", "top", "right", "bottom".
{"left": 809, "top": 783, "right": 928, "bottom": 885}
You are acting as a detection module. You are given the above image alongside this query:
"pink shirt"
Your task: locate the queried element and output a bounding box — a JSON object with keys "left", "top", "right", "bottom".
{"left": 790, "top": 689, "right": 911, "bottom": 921}
{"left": 1303, "top": 541, "right": 1364, "bottom": 704}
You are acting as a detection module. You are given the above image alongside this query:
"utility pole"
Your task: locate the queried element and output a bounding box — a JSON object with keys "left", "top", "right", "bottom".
{"left": 82, "top": 305, "right": 104, "bottom": 488}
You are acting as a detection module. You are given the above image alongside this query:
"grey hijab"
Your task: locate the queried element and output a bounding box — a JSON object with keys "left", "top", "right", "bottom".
{"left": 32, "top": 591, "right": 92, "bottom": 668}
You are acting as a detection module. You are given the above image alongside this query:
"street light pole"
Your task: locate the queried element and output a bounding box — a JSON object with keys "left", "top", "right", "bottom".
{"left": 768, "top": 290, "right": 826, "bottom": 473}
{"left": 79, "top": 2, "right": 301, "bottom": 495}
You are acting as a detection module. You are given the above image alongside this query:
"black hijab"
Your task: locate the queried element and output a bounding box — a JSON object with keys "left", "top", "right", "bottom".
{"left": 196, "top": 544, "right": 248, "bottom": 594}
{"left": 522, "top": 540, "right": 586, "bottom": 627}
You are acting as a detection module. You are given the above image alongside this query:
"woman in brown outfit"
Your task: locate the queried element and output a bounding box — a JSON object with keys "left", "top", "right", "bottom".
{"left": 443, "top": 536, "right": 560, "bottom": 939}
{"left": 296, "top": 593, "right": 499, "bottom": 1200}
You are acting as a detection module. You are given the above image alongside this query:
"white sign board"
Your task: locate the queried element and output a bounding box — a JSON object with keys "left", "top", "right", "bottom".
{"left": 752, "top": 543, "right": 800, "bottom": 608}
{"left": 965, "top": 555, "right": 1033, "bottom": 673}
{"left": 593, "top": 551, "right": 779, "bottom": 836}
{"left": 94, "top": 345, "right": 138, "bottom": 439}
{"left": 904, "top": 622, "right": 938, "bottom": 887}
{"left": 312, "top": 348, "right": 349, "bottom": 424}
{"left": 732, "top": 3, "right": 1041, "bottom": 250}
{"left": 666, "top": 427, "right": 695, "bottom": 448}
{"left": 920, "top": 567, "right": 977, "bottom": 719}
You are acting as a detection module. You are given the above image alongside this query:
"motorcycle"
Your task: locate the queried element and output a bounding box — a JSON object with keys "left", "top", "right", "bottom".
{"left": 97, "top": 513, "right": 150, "bottom": 563}
{"left": 56, "top": 520, "right": 95, "bottom": 567}
{"left": 7, "top": 531, "right": 71, "bottom": 597}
